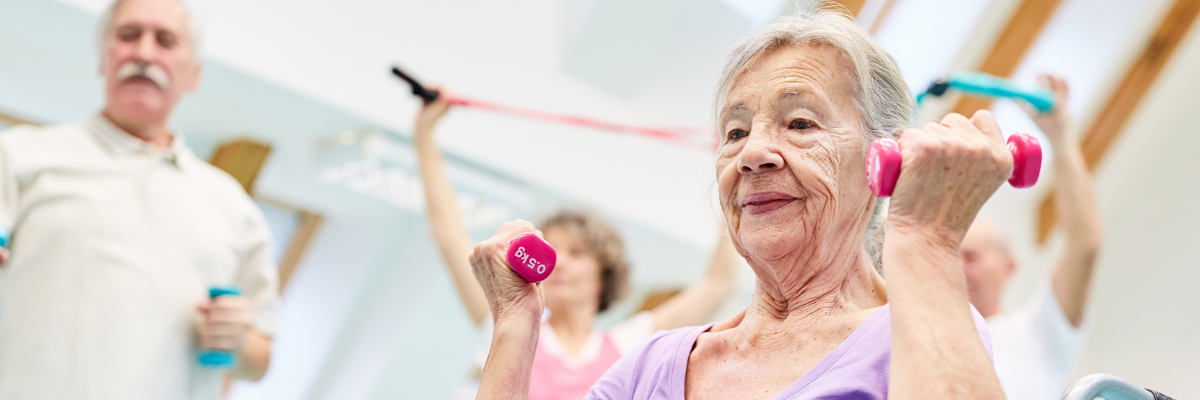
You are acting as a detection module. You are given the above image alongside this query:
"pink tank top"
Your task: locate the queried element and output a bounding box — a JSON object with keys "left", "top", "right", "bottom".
{"left": 528, "top": 331, "right": 623, "bottom": 400}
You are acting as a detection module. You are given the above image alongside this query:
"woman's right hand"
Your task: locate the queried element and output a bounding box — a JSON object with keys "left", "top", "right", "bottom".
{"left": 470, "top": 220, "right": 546, "bottom": 325}
{"left": 886, "top": 110, "right": 1012, "bottom": 247}
{"left": 413, "top": 86, "right": 453, "bottom": 140}
{"left": 883, "top": 110, "right": 1010, "bottom": 400}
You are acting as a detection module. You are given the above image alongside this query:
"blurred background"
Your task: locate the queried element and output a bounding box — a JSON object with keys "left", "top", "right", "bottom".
{"left": 2, "top": 0, "right": 1199, "bottom": 398}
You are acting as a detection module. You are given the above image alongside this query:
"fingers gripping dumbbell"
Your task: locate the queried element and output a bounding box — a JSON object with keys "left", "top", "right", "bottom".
{"left": 506, "top": 233, "right": 557, "bottom": 283}
{"left": 866, "top": 132, "right": 1043, "bottom": 197}
{"left": 197, "top": 286, "right": 241, "bottom": 369}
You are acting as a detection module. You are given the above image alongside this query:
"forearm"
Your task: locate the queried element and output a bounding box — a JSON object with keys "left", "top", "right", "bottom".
{"left": 231, "top": 331, "right": 271, "bottom": 381}
{"left": 477, "top": 317, "right": 540, "bottom": 400}
{"left": 651, "top": 235, "right": 739, "bottom": 330}
{"left": 1050, "top": 138, "right": 1103, "bottom": 250}
{"left": 414, "top": 131, "right": 490, "bottom": 325}
{"left": 884, "top": 230, "right": 1003, "bottom": 400}
{"left": 1049, "top": 138, "right": 1103, "bottom": 326}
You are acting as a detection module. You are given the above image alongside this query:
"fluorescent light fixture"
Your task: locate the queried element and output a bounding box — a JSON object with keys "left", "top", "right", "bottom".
{"left": 314, "top": 128, "right": 532, "bottom": 231}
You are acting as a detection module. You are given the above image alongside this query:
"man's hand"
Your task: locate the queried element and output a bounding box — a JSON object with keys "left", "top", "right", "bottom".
{"left": 0, "top": 248, "right": 8, "bottom": 268}
{"left": 194, "top": 295, "right": 254, "bottom": 356}
{"left": 1025, "top": 74, "right": 1071, "bottom": 145}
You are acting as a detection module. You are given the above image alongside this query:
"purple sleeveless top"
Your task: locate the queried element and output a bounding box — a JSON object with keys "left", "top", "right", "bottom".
{"left": 585, "top": 305, "right": 993, "bottom": 399}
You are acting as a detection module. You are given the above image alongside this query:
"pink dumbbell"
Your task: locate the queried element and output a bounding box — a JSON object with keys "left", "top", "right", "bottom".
{"left": 866, "top": 132, "right": 1042, "bottom": 197}
{"left": 506, "top": 233, "right": 557, "bottom": 282}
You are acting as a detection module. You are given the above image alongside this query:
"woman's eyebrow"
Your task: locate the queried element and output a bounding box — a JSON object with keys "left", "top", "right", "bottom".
{"left": 775, "top": 91, "right": 829, "bottom": 120}
{"left": 720, "top": 103, "right": 751, "bottom": 122}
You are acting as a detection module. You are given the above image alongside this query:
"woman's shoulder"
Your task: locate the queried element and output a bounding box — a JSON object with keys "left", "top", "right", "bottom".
{"left": 587, "top": 324, "right": 711, "bottom": 399}
{"left": 631, "top": 323, "right": 711, "bottom": 361}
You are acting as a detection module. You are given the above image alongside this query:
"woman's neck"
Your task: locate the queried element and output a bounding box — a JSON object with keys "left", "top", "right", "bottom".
{"left": 740, "top": 244, "right": 886, "bottom": 337}
{"left": 547, "top": 302, "right": 598, "bottom": 356}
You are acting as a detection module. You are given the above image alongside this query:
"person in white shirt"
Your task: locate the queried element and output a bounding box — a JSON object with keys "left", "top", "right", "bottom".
{"left": 0, "top": 0, "right": 277, "bottom": 399}
{"left": 960, "top": 75, "right": 1104, "bottom": 400}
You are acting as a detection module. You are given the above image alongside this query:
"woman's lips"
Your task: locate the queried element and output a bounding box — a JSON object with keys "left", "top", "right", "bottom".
{"left": 741, "top": 192, "right": 799, "bottom": 215}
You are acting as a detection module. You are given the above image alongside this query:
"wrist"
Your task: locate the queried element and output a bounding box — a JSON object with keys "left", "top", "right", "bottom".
{"left": 884, "top": 218, "right": 963, "bottom": 254}
{"left": 492, "top": 314, "right": 540, "bottom": 346}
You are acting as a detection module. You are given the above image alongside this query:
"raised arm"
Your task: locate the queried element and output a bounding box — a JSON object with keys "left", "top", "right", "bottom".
{"left": 1027, "top": 75, "right": 1103, "bottom": 327}
{"left": 884, "top": 111, "right": 1009, "bottom": 400}
{"left": 649, "top": 231, "right": 739, "bottom": 331}
{"left": 413, "top": 91, "right": 490, "bottom": 326}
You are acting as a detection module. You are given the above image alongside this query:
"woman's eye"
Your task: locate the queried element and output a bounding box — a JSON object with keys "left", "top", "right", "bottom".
{"left": 728, "top": 129, "right": 749, "bottom": 141}
{"left": 790, "top": 119, "right": 813, "bottom": 130}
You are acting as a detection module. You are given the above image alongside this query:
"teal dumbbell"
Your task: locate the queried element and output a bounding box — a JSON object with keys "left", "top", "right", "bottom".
{"left": 0, "top": 226, "right": 7, "bottom": 319}
{"left": 197, "top": 285, "right": 241, "bottom": 369}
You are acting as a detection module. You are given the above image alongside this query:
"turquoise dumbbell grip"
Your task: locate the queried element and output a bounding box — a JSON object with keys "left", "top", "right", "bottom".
{"left": 947, "top": 72, "right": 1057, "bottom": 112}
{"left": 197, "top": 285, "right": 242, "bottom": 369}
{"left": 0, "top": 226, "right": 9, "bottom": 248}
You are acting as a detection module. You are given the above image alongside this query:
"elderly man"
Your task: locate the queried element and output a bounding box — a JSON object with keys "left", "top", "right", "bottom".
{"left": 0, "top": 0, "right": 276, "bottom": 399}
{"left": 960, "top": 75, "right": 1104, "bottom": 400}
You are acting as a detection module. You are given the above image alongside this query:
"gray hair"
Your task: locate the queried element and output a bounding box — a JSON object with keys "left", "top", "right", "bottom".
{"left": 96, "top": 0, "right": 204, "bottom": 61}
{"left": 714, "top": 8, "right": 914, "bottom": 272}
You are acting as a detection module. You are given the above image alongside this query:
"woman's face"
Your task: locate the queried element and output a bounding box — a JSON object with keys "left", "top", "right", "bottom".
{"left": 716, "top": 44, "right": 875, "bottom": 269}
{"left": 542, "top": 226, "right": 603, "bottom": 315}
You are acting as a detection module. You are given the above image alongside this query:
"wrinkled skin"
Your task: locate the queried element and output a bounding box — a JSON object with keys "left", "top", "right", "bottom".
{"left": 715, "top": 44, "right": 880, "bottom": 314}
{"left": 470, "top": 42, "right": 1012, "bottom": 400}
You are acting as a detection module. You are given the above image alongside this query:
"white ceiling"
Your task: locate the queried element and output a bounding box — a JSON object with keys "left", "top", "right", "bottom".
{"left": 49, "top": 0, "right": 1083, "bottom": 252}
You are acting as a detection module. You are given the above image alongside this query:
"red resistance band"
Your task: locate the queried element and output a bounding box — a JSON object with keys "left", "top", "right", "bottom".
{"left": 448, "top": 97, "right": 718, "bottom": 151}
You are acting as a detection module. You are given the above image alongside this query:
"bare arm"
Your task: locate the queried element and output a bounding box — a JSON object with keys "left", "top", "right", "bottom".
{"left": 471, "top": 221, "right": 547, "bottom": 400}
{"left": 886, "top": 112, "right": 1009, "bottom": 400}
{"left": 413, "top": 91, "right": 490, "bottom": 326}
{"left": 1028, "top": 75, "right": 1103, "bottom": 327}
{"left": 649, "top": 232, "right": 739, "bottom": 331}
{"left": 479, "top": 318, "right": 540, "bottom": 400}
{"left": 231, "top": 331, "right": 271, "bottom": 381}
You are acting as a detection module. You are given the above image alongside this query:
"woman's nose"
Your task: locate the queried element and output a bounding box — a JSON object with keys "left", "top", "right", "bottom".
{"left": 737, "top": 137, "right": 785, "bottom": 174}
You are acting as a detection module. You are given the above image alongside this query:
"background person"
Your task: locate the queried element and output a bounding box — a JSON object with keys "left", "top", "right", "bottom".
{"left": 413, "top": 90, "right": 741, "bottom": 400}
{"left": 470, "top": 11, "right": 1010, "bottom": 400}
{"left": 0, "top": 0, "right": 276, "bottom": 398}
{"left": 961, "top": 75, "right": 1103, "bottom": 400}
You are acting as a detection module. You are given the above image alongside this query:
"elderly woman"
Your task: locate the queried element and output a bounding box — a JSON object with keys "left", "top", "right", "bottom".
{"left": 471, "top": 10, "right": 1009, "bottom": 400}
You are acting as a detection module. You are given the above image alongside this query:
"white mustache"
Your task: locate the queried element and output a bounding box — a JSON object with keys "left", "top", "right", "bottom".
{"left": 116, "top": 62, "right": 170, "bottom": 88}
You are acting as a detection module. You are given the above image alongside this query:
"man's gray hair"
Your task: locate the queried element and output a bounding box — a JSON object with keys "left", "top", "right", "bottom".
{"left": 95, "top": 0, "right": 204, "bottom": 61}
{"left": 714, "top": 8, "right": 914, "bottom": 272}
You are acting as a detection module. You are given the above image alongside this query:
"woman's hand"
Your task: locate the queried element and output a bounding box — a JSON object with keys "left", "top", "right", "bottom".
{"left": 470, "top": 220, "right": 546, "bottom": 325}
{"left": 414, "top": 86, "right": 453, "bottom": 141}
{"left": 886, "top": 110, "right": 1013, "bottom": 247}
{"left": 472, "top": 221, "right": 546, "bottom": 400}
{"left": 883, "top": 110, "right": 1010, "bottom": 400}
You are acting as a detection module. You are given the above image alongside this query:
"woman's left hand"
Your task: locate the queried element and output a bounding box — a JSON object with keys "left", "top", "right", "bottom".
{"left": 886, "top": 110, "right": 1013, "bottom": 246}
